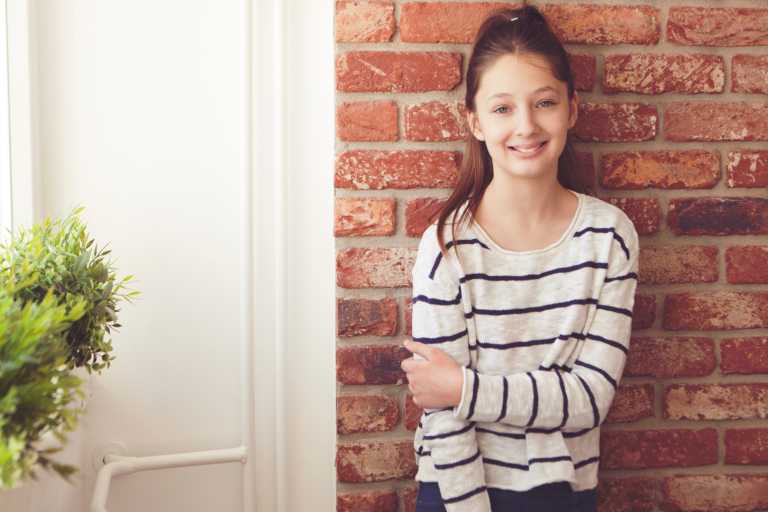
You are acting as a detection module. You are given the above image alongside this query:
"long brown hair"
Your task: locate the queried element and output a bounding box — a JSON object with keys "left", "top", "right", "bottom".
{"left": 434, "top": 0, "right": 595, "bottom": 260}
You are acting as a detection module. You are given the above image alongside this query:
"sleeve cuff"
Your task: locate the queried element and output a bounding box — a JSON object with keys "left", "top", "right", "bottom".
{"left": 454, "top": 366, "right": 473, "bottom": 419}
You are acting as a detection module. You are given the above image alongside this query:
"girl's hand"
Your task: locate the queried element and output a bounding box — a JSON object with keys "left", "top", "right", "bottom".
{"left": 401, "top": 340, "right": 464, "bottom": 409}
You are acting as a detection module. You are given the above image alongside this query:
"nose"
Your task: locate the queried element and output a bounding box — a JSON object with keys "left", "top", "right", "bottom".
{"left": 516, "top": 106, "right": 539, "bottom": 138}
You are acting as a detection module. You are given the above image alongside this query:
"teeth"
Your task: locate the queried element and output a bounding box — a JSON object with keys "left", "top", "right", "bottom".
{"left": 513, "top": 142, "right": 545, "bottom": 153}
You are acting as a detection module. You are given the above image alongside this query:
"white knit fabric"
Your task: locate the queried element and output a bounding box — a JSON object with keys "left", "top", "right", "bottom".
{"left": 412, "top": 191, "right": 640, "bottom": 512}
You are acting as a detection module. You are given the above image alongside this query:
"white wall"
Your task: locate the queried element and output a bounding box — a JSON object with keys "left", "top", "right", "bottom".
{"left": 0, "top": 0, "right": 335, "bottom": 511}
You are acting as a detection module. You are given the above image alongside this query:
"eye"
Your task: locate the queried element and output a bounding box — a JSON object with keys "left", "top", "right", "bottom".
{"left": 493, "top": 106, "right": 510, "bottom": 114}
{"left": 539, "top": 100, "right": 555, "bottom": 108}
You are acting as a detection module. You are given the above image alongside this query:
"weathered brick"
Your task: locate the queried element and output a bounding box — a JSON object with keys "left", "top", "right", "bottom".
{"left": 338, "top": 491, "right": 398, "bottom": 512}
{"left": 334, "top": 198, "right": 396, "bottom": 237}
{"left": 725, "top": 429, "right": 768, "bottom": 465}
{"left": 336, "top": 441, "right": 418, "bottom": 483}
{"left": 732, "top": 55, "right": 768, "bottom": 94}
{"left": 638, "top": 246, "right": 718, "bottom": 285}
{"left": 604, "top": 54, "right": 724, "bottom": 95}
{"left": 337, "top": 394, "right": 398, "bottom": 434}
{"left": 601, "top": 198, "right": 660, "bottom": 236}
{"left": 596, "top": 477, "right": 655, "bottom": 512}
{"left": 600, "top": 429, "right": 718, "bottom": 469}
{"left": 336, "top": 101, "right": 398, "bottom": 142}
{"left": 336, "top": 248, "right": 417, "bottom": 289}
{"left": 335, "top": 51, "right": 462, "bottom": 93}
{"left": 665, "top": 292, "right": 768, "bottom": 331}
{"left": 721, "top": 337, "right": 768, "bottom": 375}
{"left": 336, "top": 345, "right": 410, "bottom": 385}
{"left": 667, "top": 197, "right": 768, "bottom": 236}
{"left": 543, "top": 5, "right": 660, "bottom": 45}
{"left": 337, "top": 298, "right": 397, "bottom": 337}
{"left": 667, "top": 8, "right": 768, "bottom": 47}
{"left": 335, "top": 1, "right": 395, "bottom": 43}
{"left": 572, "top": 54, "right": 596, "bottom": 92}
{"left": 406, "top": 198, "right": 446, "bottom": 238}
{"left": 404, "top": 297, "right": 413, "bottom": 335}
{"left": 335, "top": 150, "right": 461, "bottom": 190}
{"left": 400, "top": 2, "right": 512, "bottom": 44}
{"left": 571, "top": 103, "right": 657, "bottom": 142}
{"left": 665, "top": 102, "right": 768, "bottom": 142}
{"left": 404, "top": 101, "right": 467, "bottom": 142}
{"left": 632, "top": 294, "right": 656, "bottom": 330}
{"left": 726, "top": 246, "right": 768, "bottom": 284}
{"left": 405, "top": 395, "right": 423, "bottom": 431}
{"left": 727, "top": 150, "right": 768, "bottom": 188}
{"left": 665, "top": 384, "right": 768, "bottom": 421}
{"left": 576, "top": 151, "right": 596, "bottom": 186}
{"left": 624, "top": 338, "right": 715, "bottom": 378}
{"left": 605, "top": 384, "right": 654, "bottom": 423}
{"left": 403, "top": 487, "right": 419, "bottom": 512}
{"left": 661, "top": 474, "right": 768, "bottom": 512}
{"left": 601, "top": 151, "right": 719, "bottom": 190}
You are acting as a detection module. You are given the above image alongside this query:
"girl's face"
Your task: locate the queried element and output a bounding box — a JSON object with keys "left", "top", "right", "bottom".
{"left": 467, "top": 53, "right": 578, "bottom": 184}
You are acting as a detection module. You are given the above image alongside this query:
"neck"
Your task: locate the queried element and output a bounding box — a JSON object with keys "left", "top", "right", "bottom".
{"left": 479, "top": 170, "right": 568, "bottom": 226}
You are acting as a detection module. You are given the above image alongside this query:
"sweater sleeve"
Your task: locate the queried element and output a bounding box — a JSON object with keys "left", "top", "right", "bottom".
{"left": 453, "top": 220, "right": 639, "bottom": 431}
{"left": 412, "top": 229, "right": 491, "bottom": 512}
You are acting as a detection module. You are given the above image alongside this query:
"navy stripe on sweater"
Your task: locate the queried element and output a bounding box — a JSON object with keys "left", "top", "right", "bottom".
{"left": 443, "top": 486, "right": 488, "bottom": 504}
{"left": 576, "top": 374, "right": 600, "bottom": 428}
{"left": 575, "top": 360, "right": 617, "bottom": 390}
{"left": 429, "top": 239, "right": 490, "bottom": 279}
{"left": 526, "top": 372, "right": 538, "bottom": 427}
{"left": 483, "top": 458, "right": 529, "bottom": 470}
{"left": 573, "top": 226, "right": 630, "bottom": 260}
{"left": 422, "top": 422, "right": 475, "bottom": 440}
{"left": 460, "top": 260, "right": 608, "bottom": 283}
{"left": 473, "top": 297, "right": 598, "bottom": 317}
{"left": 586, "top": 333, "right": 629, "bottom": 355}
{"left": 478, "top": 332, "right": 585, "bottom": 350}
{"left": 476, "top": 427, "right": 525, "bottom": 440}
{"left": 433, "top": 448, "right": 482, "bottom": 470}
{"left": 574, "top": 456, "right": 600, "bottom": 469}
{"left": 413, "top": 328, "right": 469, "bottom": 345}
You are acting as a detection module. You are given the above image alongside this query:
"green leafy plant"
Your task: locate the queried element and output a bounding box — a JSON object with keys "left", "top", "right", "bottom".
{"left": 0, "top": 273, "right": 88, "bottom": 488}
{"left": 1, "top": 207, "right": 138, "bottom": 373}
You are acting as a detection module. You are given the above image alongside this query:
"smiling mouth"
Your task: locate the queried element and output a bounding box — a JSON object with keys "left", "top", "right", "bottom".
{"left": 510, "top": 141, "right": 547, "bottom": 153}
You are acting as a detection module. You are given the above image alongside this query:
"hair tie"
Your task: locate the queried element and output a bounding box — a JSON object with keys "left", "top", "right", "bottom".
{"left": 510, "top": 17, "right": 518, "bottom": 21}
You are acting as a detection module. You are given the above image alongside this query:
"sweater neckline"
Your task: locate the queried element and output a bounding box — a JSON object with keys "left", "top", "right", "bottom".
{"left": 469, "top": 189, "right": 584, "bottom": 257}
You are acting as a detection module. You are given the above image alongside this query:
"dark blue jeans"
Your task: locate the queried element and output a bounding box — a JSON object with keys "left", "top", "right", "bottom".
{"left": 415, "top": 481, "right": 597, "bottom": 512}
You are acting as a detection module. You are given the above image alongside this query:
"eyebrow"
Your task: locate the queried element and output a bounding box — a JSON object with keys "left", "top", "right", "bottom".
{"left": 486, "top": 86, "right": 561, "bottom": 103}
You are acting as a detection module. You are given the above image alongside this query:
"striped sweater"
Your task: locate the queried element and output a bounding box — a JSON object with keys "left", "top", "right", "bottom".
{"left": 412, "top": 191, "right": 639, "bottom": 512}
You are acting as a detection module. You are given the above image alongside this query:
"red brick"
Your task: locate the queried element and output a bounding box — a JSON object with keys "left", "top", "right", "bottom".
{"left": 596, "top": 477, "right": 655, "bottom": 512}
{"left": 334, "top": 198, "right": 396, "bottom": 237}
{"left": 571, "top": 103, "right": 657, "bottom": 142}
{"left": 665, "top": 102, "right": 768, "bottom": 142}
{"left": 721, "top": 337, "right": 768, "bottom": 375}
{"left": 337, "top": 394, "right": 398, "bottom": 434}
{"left": 600, "top": 429, "right": 718, "bottom": 469}
{"left": 604, "top": 384, "right": 654, "bottom": 424}
{"left": 601, "top": 151, "right": 719, "bottom": 191}
{"left": 601, "top": 198, "right": 660, "bottom": 236}
{"left": 335, "top": 51, "right": 461, "bottom": 93}
{"left": 335, "top": 2, "right": 395, "bottom": 43}
{"left": 405, "top": 395, "right": 423, "bottom": 431}
{"left": 543, "top": 5, "right": 660, "bottom": 46}
{"left": 337, "top": 298, "right": 397, "bottom": 337}
{"left": 335, "top": 150, "right": 461, "bottom": 190}
{"left": 572, "top": 54, "right": 596, "bottom": 92}
{"left": 624, "top": 338, "right": 715, "bottom": 378}
{"left": 336, "top": 441, "right": 418, "bottom": 483}
{"left": 726, "top": 429, "right": 768, "bottom": 465}
{"left": 404, "top": 297, "right": 413, "bottom": 335}
{"left": 632, "top": 294, "right": 656, "bottom": 330}
{"left": 604, "top": 54, "right": 724, "bottom": 94}
{"left": 404, "top": 101, "right": 468, "bottom": 142}
{"left": 726, "top": 246, "right": 768, "bottom": 284}
{"left": 661, "top": 474, "right": 768, "bottom": 512}
{"left": 336, "top": 345, "right": 410, "bottom": 385}
{"left": 667, "top": 8, "right": 768, "bottom": 47}
{"left": 638, "top": 246, "right": 718, "bottom": 285}
{"left": 667, "top": 197, "right": 768, "bottom": 236}
{"left": 665, "top": 384, "right": 768, "bottom": 421}
{"left": 727, "top": 150, "right": 768, "bottom": 188}
{"left": 406, "top": 198, "right": 446, "bottom": 238}
{"left": 732, "top": 55, "right": 768, "bottom": 94}
{"left": 400, "top": 2, "right": 513, "bottom": 44}
{"left": 403, "top": 487, "right": 419, "bottom": 512}
{"left": 338, "top": 491, "right": 397, "bottom": 512}
{"left": 336, "top": 248, "right": 417, "bottom": 289}
{"left": 665, "top": 292, "right": 768, "bottom": 331}
{"left": 336, "top": 101, "right": 398, "bottom": 142}
{"left": 576, "top": 151, "right": 596, "bottom": 186}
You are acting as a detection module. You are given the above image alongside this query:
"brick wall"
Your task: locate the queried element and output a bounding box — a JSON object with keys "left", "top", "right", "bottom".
{"left": 334, "top": 1, "right": 768, "bottom": 511}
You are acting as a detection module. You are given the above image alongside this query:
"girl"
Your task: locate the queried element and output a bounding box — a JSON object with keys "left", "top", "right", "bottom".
{"left": 400, "top": 3, "right": 639, "bottom": 512}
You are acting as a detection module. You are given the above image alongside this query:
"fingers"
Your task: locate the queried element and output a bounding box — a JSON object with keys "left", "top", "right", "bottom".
{"left": 404, "top": 339, "right": 434, "bottom": 359}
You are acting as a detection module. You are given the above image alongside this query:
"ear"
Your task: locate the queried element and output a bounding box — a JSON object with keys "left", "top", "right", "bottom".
{"left": 567, "top": 91, "right": 579, "bottom": 130}
{"left": 467, "top": 110, "right": 485, "bottom": 141}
